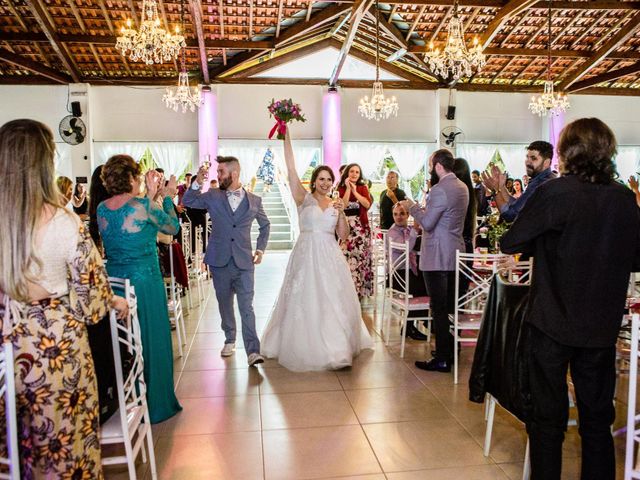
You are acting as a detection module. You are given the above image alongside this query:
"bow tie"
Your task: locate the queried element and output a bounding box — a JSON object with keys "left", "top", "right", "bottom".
{"left": 226, "top": 190, "right": 242, "bottom": 198}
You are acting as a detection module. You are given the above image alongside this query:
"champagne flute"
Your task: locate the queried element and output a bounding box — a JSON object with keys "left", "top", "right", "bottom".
{"left": 330, "top": 188, "right": 340, "bottom": 216}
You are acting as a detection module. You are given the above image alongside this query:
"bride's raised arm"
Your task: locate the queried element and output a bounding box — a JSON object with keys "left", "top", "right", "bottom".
{"left": 283, "top": 128, "right": 307, "bottom": 206}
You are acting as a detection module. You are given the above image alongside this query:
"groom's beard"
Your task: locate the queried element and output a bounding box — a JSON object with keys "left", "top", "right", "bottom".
{"left": 429, "top": 168, "right": 440, "bottom": 187}
{"left": 218, "top": 175, "right": 232, "bottom": 190}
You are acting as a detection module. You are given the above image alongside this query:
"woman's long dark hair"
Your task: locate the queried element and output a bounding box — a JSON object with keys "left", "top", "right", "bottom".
{"left": 453, "top": 157, "right": 477, "bottom": 240}
{"left": 88, "top": 165, "right": 110, "bottom": 251}
{"left": 338, "top": 163, "right": 365, "bottom": 188}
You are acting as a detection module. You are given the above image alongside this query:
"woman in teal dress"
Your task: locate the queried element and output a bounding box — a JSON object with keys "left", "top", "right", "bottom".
{"left": 97, "top": 154, "right": 182, "bottom": 423}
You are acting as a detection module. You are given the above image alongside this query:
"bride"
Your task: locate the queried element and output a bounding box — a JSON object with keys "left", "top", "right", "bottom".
{"left": 261, "top": 128, "right": 373, "bottom": 371}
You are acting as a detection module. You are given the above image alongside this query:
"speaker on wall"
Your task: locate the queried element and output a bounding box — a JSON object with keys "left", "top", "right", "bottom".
{"left": 446, "top": 105, "right": 456, "bottom": 120}
{"left": 71, "top": 101, "right": 82, "bottom": 117}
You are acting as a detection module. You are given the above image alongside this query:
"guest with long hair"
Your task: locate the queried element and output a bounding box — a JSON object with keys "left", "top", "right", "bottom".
{"left": 453, "top": 158, "right": 477, "bottom": 255}
{"left": 0, "top": 119, "right": 127, "bottom": 478}
{"left": 88, "top": 165, "right": 110, "bottom": 253}
{"left": 338, "top": 163, "right": 374, "bottom": 299}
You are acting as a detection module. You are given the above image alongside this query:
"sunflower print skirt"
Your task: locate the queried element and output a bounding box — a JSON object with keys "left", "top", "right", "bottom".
{"left": 0, "top": 223, "right": 111, "bottom": 479}
{"left": 341, "top": 215, "right": 374, "bottom": 299}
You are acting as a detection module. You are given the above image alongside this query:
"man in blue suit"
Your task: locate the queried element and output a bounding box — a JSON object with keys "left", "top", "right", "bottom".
{"left": 184, "top": 156, "right": 270, "bottom": 366}
{"left": 401, "top": 149, "right": 469, "bottom": 372}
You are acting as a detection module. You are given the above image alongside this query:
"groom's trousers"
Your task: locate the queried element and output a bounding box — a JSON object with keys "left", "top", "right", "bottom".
{"left": 210, "top": 258, "right": 261, "bottom": 355}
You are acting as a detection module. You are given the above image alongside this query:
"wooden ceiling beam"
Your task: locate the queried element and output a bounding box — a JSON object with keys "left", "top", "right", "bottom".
{"left": 0, "top": 32, "right": 275, "bottom": 50}
{"left": 89, "top": 43, "right": 108, "bottom": 76}
{"left": 385, "top": 0, "right": 640, "bottom": 9}
{"left": 549, "top": 10, "right": 583, "bottom": 47}
{"left": 329, "top": 0, "right": 375, "bottom": 86}
{"left": 509, "top": 56, "right": 538, "bottom": 83}
{"left": 499, "top": 10, "right": 530, "bottom": 47}
{"left": 407, "top": 44, "right": 640, "bottom": 59}
{"left": 189, "top": 0, "right": 210, "bottom": 83}
{"left": 559, "top": 13, "right": 640, "bottom": 90}
{"left": 479, "top": 0, "right": 538, "bottom": 49}
{"left": 127, "top": 0, "right": 139, "bottom": 28}
{"left": 66, "top": 0, "right": 87, "bottom": 32}
{"left": 429, "top": 6, "right": 453, "bottom": 43}
{"left": 570, "top": 11, "right": 608, "bottom": 49}
{"left": 5, "top": 0, "right": 29, "bottom": 31}
{"left": 275, "top": 0, "right": 285, "bottom": 38}
{"left": 275, "top": 2, "right": 352, "bottom": 48}
{"left": 405, "top": 5, "right": 426, "bottom": 41}
{"left": 0, "top": 47, "right": 72, "bottom": 83}
{"left": 249, "top": 0, "right": 254, "bottom": 37}
{"left": 97, "top": 0, "right": 115, "bottom": 34}
{"left": 568, "top": 61, "right": 640, "bottom": 91}
{"left": 366, "top": 6, "right": 438, "bottom": 81}
{"left": 491, "top": 54, "right": 520, "bottom": 83}
{"left": 234, "top": 37, "right": 333, "bottom": 78}
{"left": 23, "top": 0, "right": 80, "bottom": 82}
{"left": 306, "top": 1, "right": 314, "bottom": 22}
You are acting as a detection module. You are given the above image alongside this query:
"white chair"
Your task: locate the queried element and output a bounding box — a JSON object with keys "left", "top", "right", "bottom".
{"left": 180, "top": 221, "right": 194, "bottom": 309}
{"left": 102, "top": 278, "right": 158, "bottom": 480}
{"left": 625, "top": 314, "right": 640, "bottom": 479}
{"left": 383, "top": 240, "right": 431, "bottom": 358}
{"left": 164, "top": 243, "right": 187, "bottom": 358}
{"left": 451, "top": 250, "right": 507, "bottom": 384}
{"left": 190, "top": 225, "right": 208, "bottom": 302}
{"left": 0, "top": 341, "right": 19, "bottom": 480}
{"left": 371, "top": 227, "right": 388, "bottom": 316}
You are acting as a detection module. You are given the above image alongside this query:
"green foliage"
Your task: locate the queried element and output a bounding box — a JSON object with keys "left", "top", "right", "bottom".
{"left": 138, "top": 148, "right": 156, "bottom": 173}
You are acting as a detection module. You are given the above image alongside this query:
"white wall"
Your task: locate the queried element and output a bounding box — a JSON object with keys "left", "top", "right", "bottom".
{"left": 91, "top": 86, "right": 198, "bottom": 141}
{"left": 0, "top": 85, "right": 70, "bottom": 142}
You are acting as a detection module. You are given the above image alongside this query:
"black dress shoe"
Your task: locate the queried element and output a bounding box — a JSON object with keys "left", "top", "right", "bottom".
{"left": 403, "top": 325, "right": 428, "bottom": 341}
{"left": 415, "top": 358, "right": 451, "bottom": 372}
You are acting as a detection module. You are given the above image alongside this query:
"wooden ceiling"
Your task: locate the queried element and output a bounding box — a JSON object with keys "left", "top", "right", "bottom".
{"left": 0, "top": 0, "right": 639, "bottom": 94}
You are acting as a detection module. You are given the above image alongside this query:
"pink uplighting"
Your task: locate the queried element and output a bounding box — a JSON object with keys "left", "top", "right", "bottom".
{"left": 198, "top": 87, "right": 218, "bottom": 187}
{"left": 549, "top": 112, "right": 565, "bottom": 171}
{"left": 322, "top": 89, "right": 342, "bottom": 179}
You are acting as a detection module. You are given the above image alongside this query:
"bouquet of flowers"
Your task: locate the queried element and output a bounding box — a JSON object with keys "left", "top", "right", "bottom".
{"left": 267, "top": 98, "right": 306, "bottom": 140}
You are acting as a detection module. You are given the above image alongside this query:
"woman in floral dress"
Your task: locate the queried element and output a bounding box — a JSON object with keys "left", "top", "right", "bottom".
{"left": 338, "top": 163, "right": 374, "bottom": 299}
{"left": 0, "top": 119, "right": 128, "bottom": 479}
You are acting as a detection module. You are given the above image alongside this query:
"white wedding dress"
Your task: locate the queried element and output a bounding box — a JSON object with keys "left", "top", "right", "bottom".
{"left": 261, "top": 193, "right": 374, "bottom": 371}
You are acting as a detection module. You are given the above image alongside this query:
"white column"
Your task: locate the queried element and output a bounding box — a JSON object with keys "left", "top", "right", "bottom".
{"left": 68, "top": 83, "right": 94, "bottom": 183}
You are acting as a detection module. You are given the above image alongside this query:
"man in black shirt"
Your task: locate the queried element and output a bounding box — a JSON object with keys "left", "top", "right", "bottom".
{"left": 501, "top": 118, "right": 640, "bottom": 480}
{"left": 379, "top": 171, "right": 406, "bottom": 229}
{"left": 471, "top": 170, "right": 489, "bottom": 216}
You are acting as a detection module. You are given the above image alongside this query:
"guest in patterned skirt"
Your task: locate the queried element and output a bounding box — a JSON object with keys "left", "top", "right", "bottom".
{"left": 338, "top": 163, "right": 374, "bottom": 299}
{"left": 0, "top": 119, "right": 129, "bottom": 479}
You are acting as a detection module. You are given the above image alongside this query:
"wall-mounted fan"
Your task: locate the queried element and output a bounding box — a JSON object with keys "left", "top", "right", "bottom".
{"left": 59, "top": 115, "right": 86, "bottom": 145}
{"left": 441, "top": 126, "right": 464, "bottom": 148}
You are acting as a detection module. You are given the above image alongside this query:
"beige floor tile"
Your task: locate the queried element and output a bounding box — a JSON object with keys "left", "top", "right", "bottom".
{"left": 351, "top": 342, "right": 399, "bottom": 365}
{"left": 162, "top": 396, "right": 261, "bottom": 435}
{"left": 387, "top": 464, "right": 510, "bottom": 479}
{"left": 154, "top": 432, "right": 263, "bottom": 480}
{"left": 345, "top": 384, "right": 454, "bottom": 424}
{"left": 363, "top": 419, "right": 490, "bottom": 472}
{"left": 103, "top": 461, "right": 149, "bottom": 480}
{"left": 259, "top": 368, "right": 343, "bottom": 394}
{"left": 337, "top": 362, "right": 422, "bottom": 390}
{"left": 190, "top": 332, "right": 240, "bottom": 350}
{"left": 175, "top": 369, "right": 261, "bottom": 398}
{"left": 315, "top": 476, "right": 386, "bottom": 480}
{"left": 183, "top": 348, "right": 283, "bottom": 371}
{"left": 261, "top": 391, "right": 358, "bottom": 430}
{"left": 263, "top": 425, "right": 382, "bottom": 480}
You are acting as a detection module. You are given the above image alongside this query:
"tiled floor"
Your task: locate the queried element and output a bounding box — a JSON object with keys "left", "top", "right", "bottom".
{"left": 104, "top": 251, "right": 631, "bottom": 480}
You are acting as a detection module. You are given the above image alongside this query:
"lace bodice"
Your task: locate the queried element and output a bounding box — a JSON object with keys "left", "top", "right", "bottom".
{"left": 298, "top": 193, "right": 338, "bottom": 235}
{"left": 30, "top": 208, "right": 81, "bottom": 297}
{"left": 98, "top": 196, "right": 179, "bottom": 268}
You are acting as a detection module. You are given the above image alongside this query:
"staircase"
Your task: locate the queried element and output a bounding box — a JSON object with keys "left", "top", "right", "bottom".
{"left": 251, "top": 181, "right": 294, "bottom": 250}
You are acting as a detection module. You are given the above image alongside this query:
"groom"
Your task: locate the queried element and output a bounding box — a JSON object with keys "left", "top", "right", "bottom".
{"left": 183, "top": 156, "right": 270, "bottom": 366}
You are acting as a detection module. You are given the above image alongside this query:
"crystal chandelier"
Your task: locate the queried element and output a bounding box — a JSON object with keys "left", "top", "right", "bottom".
{"left": 358, "top": 0, "right": 399, "bottom": 121}
{"left": 425, "top": 0, "right": 486, "bottom": 81}
{"left": 163, "top": 0, "right": 201, "bottom": 113}
{"left": 115, "top": 0, "right": 185, "bottom": 65}
{"left": 528, "top": 0, "right": 570, "bottom": 117}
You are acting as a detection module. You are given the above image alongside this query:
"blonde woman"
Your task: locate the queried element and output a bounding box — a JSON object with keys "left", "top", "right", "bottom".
{"left": 0, "top": 119, "right": 128, "bottom": 478}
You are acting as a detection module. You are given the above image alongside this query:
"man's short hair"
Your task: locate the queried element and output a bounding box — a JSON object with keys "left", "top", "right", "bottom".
{"left": 527, "top": 141, "right": 554, "bottom": 161}
{"left": 155, "top": 167, "right": 164, "bottom": 174}
{"left": 471, "top": 170, "right": 480, "bottom": 176}
{"left": 216, "top": 155, "right": 240, "bottom": 171}
{"left": 387, "top": 170, "right": 399, "bottom": 178}
{"left": 431, "top": 149, "right": 455, "bottom": 172}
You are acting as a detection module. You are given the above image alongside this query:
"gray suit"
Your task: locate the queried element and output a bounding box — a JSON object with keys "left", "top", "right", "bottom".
{"left": 410, "top": 173, "right": 469, "bottom": 272}
{"left": 409, "top": 172, "right": 468, "bottom": 363}
{"left": 183, "top": 186, "right": 270, "bottom": 354}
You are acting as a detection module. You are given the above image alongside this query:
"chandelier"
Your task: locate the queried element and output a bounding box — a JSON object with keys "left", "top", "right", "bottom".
{"left": 425, "top": 0, "right": 486, "bottom": 81}
{"left": 115, "top": 0, "right": 185, "bottom": 65}
{"left": 358, "top": 0, "right": 399, "bottom": 121}
{"left": 163, "top": 0, "right": 201, "bottom": 112}
{"left": 528, "top": 0, "right": 570, "bottom": 117}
